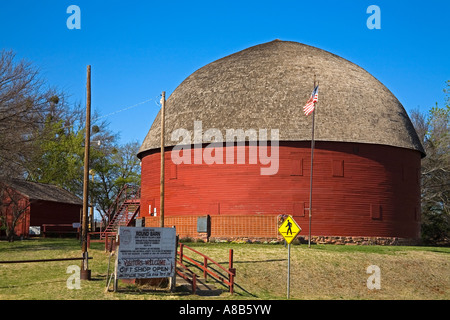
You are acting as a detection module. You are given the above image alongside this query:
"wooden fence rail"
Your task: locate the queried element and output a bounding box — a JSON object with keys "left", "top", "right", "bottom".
{"left": 0, "top": 257, "right": 92, "bottom": 264}
{"left": 177, "top": 243, "right": 235, "bottom": 294}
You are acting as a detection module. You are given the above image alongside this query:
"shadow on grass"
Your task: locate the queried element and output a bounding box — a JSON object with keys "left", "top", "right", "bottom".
{"left": 180, "top": 258, "right": 260, "bottom": 298}
{"left": 0, "top": 238, "right": 81, "bottom": 253}
{"left": 0, "top": 279, "right": 66, "bottom": 289}
{"left": 111, "top": 280, "right": 192, "bottom": 297}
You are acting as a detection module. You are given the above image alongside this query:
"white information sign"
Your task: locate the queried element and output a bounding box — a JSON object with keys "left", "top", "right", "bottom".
{"left": 115, "top": 226, "right": 176, "bottom": 279}
{"left": 29, "top": 226, "right": 41, "bottom": 235}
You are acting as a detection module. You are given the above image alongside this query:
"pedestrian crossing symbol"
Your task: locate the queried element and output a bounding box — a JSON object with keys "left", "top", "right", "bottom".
{"left": 278, "top": 215, "right": 301, "bottom": 244}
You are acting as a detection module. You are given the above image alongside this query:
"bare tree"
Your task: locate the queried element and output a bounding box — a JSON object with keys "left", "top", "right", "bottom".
{"left": 0, "top": 50, "right": 70, "bottom": 240}
{"left": 0, "top": 181, "right": 30, "bottom": 241}
{"left": 0, "top": 50, "right": 142, "bottom": 236}
{"left": 0, "top": 49, "right": 58, "bottom": 177}
{"left": 90, "top": 141, "right": 141, "bottom": 223}
{"left": 410, "top": 81, "right": 450, "bottom": 244}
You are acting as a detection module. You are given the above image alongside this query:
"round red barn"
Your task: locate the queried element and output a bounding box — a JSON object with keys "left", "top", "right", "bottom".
{"left": 137, "top": 40, "right": 424, "bottom": 244}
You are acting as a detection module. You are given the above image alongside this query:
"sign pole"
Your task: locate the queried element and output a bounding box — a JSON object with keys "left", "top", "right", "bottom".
{"left": 287, "top": 243, "right": 291, "bottom": 299}
{"left": 170, "top": 231, "right": 178, "bottom": 292}
{"left": 113, "top": 234, "right": 119, "bottom": 292}
{"left": 278, "top": 215, "right": 301, "bottom": 300}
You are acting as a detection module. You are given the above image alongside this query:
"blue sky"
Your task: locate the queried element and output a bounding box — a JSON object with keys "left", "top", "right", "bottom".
{"left": 1, "top": 0, "right": 449, "bottom": 145}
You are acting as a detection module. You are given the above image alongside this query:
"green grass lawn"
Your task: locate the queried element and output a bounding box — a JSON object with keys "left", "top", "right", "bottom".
{"left": 0, "top": 238, "right": 449, "bottom": 300}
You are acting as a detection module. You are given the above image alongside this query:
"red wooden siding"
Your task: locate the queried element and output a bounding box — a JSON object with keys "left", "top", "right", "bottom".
{"left": 140, "top": 141, "right": 421, "bottom": 240}
{"left": 1, "top": 193, "right": 81, "bottom": 238}
{"left": 29, "top": 201, "right": 81, "bottom": 227}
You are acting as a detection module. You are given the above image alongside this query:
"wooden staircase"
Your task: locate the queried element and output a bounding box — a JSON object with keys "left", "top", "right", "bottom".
{"left": 100, "top": 184, "right": 140, "bottom": 240}
{"left": 176, "top": 243, "right": 236, "bottom": 295}
{"left": 176, "top": 273, "right": 223, "bottom": 296}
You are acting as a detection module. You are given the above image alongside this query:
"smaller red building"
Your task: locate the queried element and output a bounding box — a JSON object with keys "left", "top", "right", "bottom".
{"left": 0, "top": 179, "right": 82, "bottom": 238}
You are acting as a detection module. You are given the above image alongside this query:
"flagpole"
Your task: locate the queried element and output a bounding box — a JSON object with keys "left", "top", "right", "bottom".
{"left": 308, "top": 77, "right": 317, "bottom": 248}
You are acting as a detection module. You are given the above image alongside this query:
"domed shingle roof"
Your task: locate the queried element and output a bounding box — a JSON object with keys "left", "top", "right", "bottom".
{"left": 138, "top": 40, "right": 424, "bottom": 157}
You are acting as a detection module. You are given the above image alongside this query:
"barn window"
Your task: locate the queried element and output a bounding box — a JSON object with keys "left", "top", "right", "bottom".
{"left": 293, "top": 201, "right": 306, "bottom": 217}
{"left": 209, "top": 202, "right": 220, "bottom": 215}
{"left": 402, "top": 165, "right": 417, "bottom": 183}
{"left": 169, "top": 164, "right": 178, "bottom": 180}
{"left": 290, "top": 159, "right": 303, "bottom": 176}
{"left": 332, "top": 159, "right": 344, "bottom": 177}
{"left": 148, "top": 199, "right": 156, "bottom": 216}
{"left": 371, "top": 204, "right": 382, "bottom": 220}
{"left": 414, "top": 207, "right": 420, "bottom": 222}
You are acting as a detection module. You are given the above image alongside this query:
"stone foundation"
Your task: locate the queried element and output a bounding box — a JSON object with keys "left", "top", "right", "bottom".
{"left": 144, "top": 215, "right": 420, "bottom": 246}
{"left": 299, "top": 235, "right": 421, "bottom": 246}
{"left": 202, "top": 235, "right": 421, "bottom": 246}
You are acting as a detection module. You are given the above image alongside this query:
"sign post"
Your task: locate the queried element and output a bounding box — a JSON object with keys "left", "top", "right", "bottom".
{"left": 278, "top": 215, "right": 302, "bottom": 299}
{"left": 113, "top": 226, "right": 177, "bottom": 292}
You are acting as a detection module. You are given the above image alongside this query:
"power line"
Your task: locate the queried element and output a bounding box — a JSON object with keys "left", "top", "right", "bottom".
{"left": 55, "top": 97, "right": 156, "bottom": 131}
{"left": 0, "top": 95, "right": 161, "bottom": 147}
{"left": 92, "top": 98, "right": 154, "bottom": 122}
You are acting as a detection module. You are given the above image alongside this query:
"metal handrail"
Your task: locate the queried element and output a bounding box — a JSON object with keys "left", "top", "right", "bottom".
{"left": 101, "top": 184, "right": 140, "bottom": 234}
{"left": 104, "top": 185, "right": 140, "bottom": 225}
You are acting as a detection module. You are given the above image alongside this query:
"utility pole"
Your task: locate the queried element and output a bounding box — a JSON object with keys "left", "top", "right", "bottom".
{"left": 89, "top": 169, "right": 95, "bottom": 232}
{"left": 160, "top": 91, "right": 166, "bottom": 227}
{"left": 81, "top": 65, "right": 91, "bottom": 280}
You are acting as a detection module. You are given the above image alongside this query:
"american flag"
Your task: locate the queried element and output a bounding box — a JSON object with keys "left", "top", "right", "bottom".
{"left": 303, "top": 85, "right": 319, "bottom": 116}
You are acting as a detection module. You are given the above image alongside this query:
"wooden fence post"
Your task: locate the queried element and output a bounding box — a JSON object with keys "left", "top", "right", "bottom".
{"left": 229, "top": 249, "right": 235, "bottom": 294}
{"left": 179, "top": 243, "right": 184, "bottom": 263}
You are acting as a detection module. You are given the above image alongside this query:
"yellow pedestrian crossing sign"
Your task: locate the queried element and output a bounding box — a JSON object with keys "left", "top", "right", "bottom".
{"left": 278, "top": 215, "right": 301, "bottom": 244}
